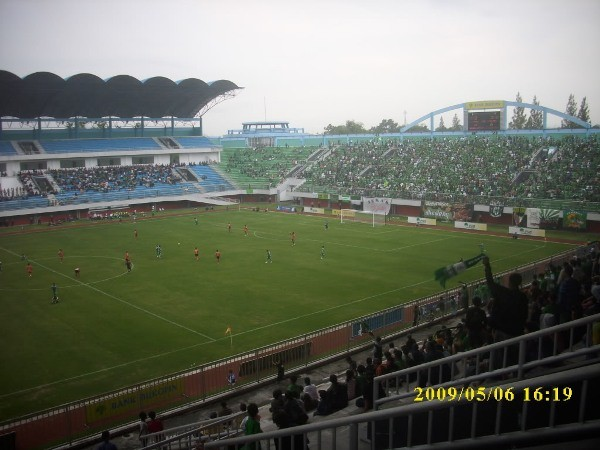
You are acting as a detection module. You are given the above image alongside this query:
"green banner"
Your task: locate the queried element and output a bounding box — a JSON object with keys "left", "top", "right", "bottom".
{"left": 563, "top": 210, "right": 587, "bottom": 230}
{"left": 317, "top": 193, "right": 330, "bottom": 200}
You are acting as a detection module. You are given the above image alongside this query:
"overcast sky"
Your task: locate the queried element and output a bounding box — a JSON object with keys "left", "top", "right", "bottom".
{"left": 1, "top": 0, "right": 599, "bottom": 136}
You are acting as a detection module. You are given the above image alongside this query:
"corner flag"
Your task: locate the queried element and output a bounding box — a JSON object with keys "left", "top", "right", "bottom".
{"left": 225, "top": 325, "right": 233, "bottom": 348}
{"left": 434, "top": 253, "right": 486, "bottom": 288}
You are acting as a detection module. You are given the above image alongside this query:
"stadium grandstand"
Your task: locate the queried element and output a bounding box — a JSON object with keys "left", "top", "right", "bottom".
{"left": 1, "top": 71, "right": 600, "bottom": 449}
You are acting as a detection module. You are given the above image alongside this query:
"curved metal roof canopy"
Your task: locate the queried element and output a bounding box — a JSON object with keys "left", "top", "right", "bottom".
{"left": 0, "top": 70, "right": 240, "bottom": 118}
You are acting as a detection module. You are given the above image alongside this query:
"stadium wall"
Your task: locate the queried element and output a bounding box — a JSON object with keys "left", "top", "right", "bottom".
{"left": 4, "top": 198, "right": 597, "bottom": 235}
{"left": 391, "top": 204, "right": 422, "bottom": 217}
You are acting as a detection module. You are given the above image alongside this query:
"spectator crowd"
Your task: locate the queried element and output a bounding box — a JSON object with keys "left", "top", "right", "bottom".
{"left": 299, "top": 135, "right": 600, "bottom": 203}
{"left": 48, "top": 164, "right": 181, "bottom": 193}
{"left": 4, "top": 135, "right": 600, "bottom": 206}
{"left": 224, "top": 146, "right": 313, "bottom": 187}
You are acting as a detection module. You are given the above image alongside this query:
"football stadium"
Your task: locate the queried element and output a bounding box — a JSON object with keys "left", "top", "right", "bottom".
{"left": 0, "top": 67, "right": 599, "bottom": 450}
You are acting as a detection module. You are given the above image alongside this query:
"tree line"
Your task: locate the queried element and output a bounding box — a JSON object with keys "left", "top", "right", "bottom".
{"left": 509, "top": 92, "right": 592, "bottom": 130}
{"left": 323, "top": 93, "right": 595, "bottom": 134}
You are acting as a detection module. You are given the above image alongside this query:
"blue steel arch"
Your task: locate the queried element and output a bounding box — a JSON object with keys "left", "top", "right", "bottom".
{"left": 400, "top": 100, "right": 591, "bottom": 133}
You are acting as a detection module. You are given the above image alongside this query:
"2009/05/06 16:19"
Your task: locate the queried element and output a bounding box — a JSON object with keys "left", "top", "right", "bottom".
{"left": 413, "top": 386, "right": 573, "bottom": 403}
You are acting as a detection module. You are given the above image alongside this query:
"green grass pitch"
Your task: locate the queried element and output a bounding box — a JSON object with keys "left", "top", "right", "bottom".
{"left": 0, "top": 209, "right": 580, "bottom": 420}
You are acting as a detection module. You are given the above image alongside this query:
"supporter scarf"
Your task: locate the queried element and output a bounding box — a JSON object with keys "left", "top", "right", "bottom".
{"left": 434, "top": 253, "right": 486, "bottom": 288}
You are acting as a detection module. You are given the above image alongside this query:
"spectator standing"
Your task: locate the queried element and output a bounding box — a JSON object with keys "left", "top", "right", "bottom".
{"left": 238, "top": 403, "right": 248, "bottom": 429}
{"left": 465, "top": 296, "right": 487, "bottom": 349}
{"left": 405, "top": 334, "right": 416, "bottom": 350}
{"left": 138, "top": 411, "right": 149, "bottom": 447}
{"left": 270, "top": 389, "right": 285, "bottom": 425}
{"left": 483, "top": 256, "right": 528, "bottom": 369}
{"left": 369, "top": 333, "right": 383, "bottom": 360}
{"left": 242, "top": 403, "right": 262, "bottom": 450}
{"left": 412, "top": 304, "right": 420, "bottom": 325}
{"left": 355, "top": 364, "right": 368, "bottom": 403}
{"left": 345, "top": 369, "right": 357, "bottom": 401}
{"left": 286, "top": 375, "right": 303, "bottom": 398}
{"left": 147, "top": 411, "right": 164, "bottom": 443}
{"left": 556, "top": 263, "right": 582, "bottom": 324}
{"left": 227, "top": 369, "right": 237, "bottom": 387}
{"left": 281, "top": 391, "right": 308, "bottom": 450}
{"left": 97, "top": 430, "right": 117, "bottom": 450}
{"left": 273, "top": 359, "right": 284, "bottom": 381}
{"left": 345, "top": 355, "right": 357, "bottom": 376}
{"left": 483, "top": 256, "right": 528, "bottom": 342}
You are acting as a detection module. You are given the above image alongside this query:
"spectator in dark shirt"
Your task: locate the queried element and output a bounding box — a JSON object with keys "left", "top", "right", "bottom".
{"left": 97, "top": 430, "right": 117, "bottom": 450}
{"left": 465, "top": 296, "right": 488, "bottom": 349}
{"left": 483, "top": 256, "right": 528, "bottom": 341}
{"left": 483, "top": 256, "right": 529, "bottom": 369}
{"left": 557, "top": 263, "right": 582, "bottom": 323}
{"left": 369, "top": 332, "right": 383, "bottom": 360}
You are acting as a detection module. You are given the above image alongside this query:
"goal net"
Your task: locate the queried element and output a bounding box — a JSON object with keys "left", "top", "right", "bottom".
{"left": 340, "top": 209, "right": 386, "bottom": 227}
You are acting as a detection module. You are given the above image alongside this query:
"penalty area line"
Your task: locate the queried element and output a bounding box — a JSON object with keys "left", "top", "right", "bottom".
{"left": 0, "top": 246, "right": 215, "bottom": 342}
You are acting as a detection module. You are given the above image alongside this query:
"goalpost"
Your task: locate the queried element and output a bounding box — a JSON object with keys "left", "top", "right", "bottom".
{"left": 340, "top": 209, "right": 386, "bottom": 227}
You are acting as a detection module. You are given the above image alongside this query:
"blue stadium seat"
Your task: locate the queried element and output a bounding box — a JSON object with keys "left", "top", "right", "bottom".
{"left": 187, "top": 166, "right": 233, "bottom": 190}
{"left": 173, "top": 137, "right": 216, "bottom": 148}
{"left": 0, "top": 141, "right": 18, "bottom": 155}
{"left": 0, "top": 196, "right": 49, "bottom": 211}
{"left": 52, "top": 182, "right": 196, "bottom": 207}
